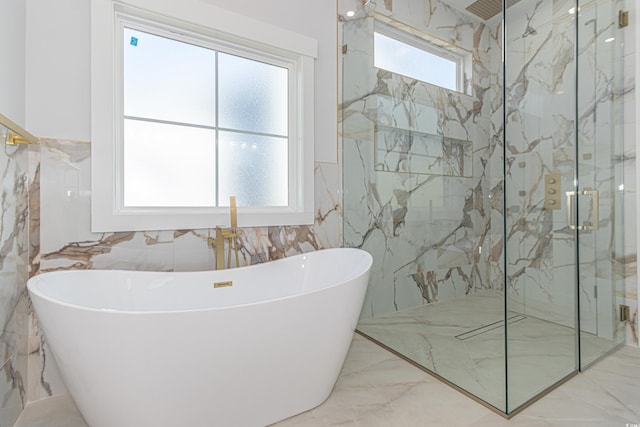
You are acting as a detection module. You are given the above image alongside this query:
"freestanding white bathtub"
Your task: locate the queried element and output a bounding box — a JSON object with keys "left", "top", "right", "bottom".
{"left": 27, "top": 248, "right": 372, "bottom": 427}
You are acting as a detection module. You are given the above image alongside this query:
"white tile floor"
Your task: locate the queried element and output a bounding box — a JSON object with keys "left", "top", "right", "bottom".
{"left": 14, "top": 334, "right": 640, "bottom": 427}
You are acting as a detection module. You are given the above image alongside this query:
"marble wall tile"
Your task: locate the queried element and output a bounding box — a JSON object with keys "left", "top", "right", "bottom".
{"left": 27, "top": 311, "right": 67, "bottom": 403}
{"left": 0, "top": 130, "right": 31, "bottom": 424}
{"left": 342, "top": 0, "right": 637, "bottom": 350}
{"left": 342, "top": 0, "right": 500, "bottom": 319}
{"left": 0, "top": 292, "right": 29, "bottom": 426}
{"left": 501, "top": 0, "right": 636, "bottom": 349}
{"left": 172, "top": 230, "right": 216, "bottom": 272}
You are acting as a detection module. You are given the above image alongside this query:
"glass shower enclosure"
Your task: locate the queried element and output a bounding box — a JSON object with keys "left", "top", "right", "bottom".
{"left": 340, "top": 0, "right": 626, "bottom": 415}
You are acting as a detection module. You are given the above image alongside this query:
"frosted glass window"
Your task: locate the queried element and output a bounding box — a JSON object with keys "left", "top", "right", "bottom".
{"left": 374, "top": 32, "right": 458, "bottom": 91}
{"left": 107, "top": 12, "right": 315, "bottom": 227}
{"left": 123, "top": 28, "right": 216, "bottom": 127}
{"left": 124, "top": 120, "right": 216, "bottom": 207}
{"left": 121, "top": 27, "right": 290, "bottom": 209}
{"left": 218, "top": 131, "right": 288, "bottom": 206}
{"left": 93, "top": 4, "right": 316, "bottom": 231}
{"left": 218, "top": 53, "right": 288, "bottom": 136}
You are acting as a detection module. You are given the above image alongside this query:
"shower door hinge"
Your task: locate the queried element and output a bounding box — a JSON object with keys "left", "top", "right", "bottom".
{"left": 342, "top": 44, "right": 348, "bottom": 54}
{"left": 594, "top": 285, "right": 597, "bottom": 299}
{"left": 619, "top": 10, "right": 629, "bottom": 28}
{"left": 620, "top": 304, "right": 630, "bottom": 321}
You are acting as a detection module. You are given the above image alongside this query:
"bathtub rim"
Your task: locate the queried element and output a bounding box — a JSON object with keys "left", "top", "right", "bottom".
{"left": 28, "top": 247, "right": 373, "bottom": 315}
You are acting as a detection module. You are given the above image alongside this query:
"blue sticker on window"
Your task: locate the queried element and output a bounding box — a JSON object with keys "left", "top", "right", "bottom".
{"left": 130, "top": 37, "right": 138, "bottom": 47}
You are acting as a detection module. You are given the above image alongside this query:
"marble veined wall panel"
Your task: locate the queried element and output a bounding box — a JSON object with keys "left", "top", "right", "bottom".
{"left": 504, "top": 0, "right": 580, "bottom": 328}
{"left": 0, "top": 132, "right": 30, "bottom": 425}
{"left": 342, "top": 0, "right": 502, "bottom": 319}
{"left": 504, "top": 0, "right": 635, "bottom": 347}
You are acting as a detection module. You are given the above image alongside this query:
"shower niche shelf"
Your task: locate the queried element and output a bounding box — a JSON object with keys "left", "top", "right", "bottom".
{"left": 374, "top": 124, "right": 472, "bottom": 177}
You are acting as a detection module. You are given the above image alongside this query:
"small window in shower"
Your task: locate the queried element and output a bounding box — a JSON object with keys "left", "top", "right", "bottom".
{"left": 374, "top": 21, "right": 471, "bottom": 94}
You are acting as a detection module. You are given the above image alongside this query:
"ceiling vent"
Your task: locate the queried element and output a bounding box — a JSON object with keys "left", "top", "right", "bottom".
{"left": 465, "top": 0, "right": 522, "bottom": 21}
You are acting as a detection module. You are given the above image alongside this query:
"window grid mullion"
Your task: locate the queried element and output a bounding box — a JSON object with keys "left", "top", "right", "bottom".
{"left": 215, "top": 50, "right": 220, "bottom": 208}
{"left": 122, "top": 115, "right": 287, "bottom": 139}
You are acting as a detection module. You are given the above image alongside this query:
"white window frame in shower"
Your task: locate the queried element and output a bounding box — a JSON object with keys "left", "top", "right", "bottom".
{"left": 91, "top": 0, "right": 317, "bottom": 232}
{"left": 374, "top": 20, "right": 472, "bottom": 95}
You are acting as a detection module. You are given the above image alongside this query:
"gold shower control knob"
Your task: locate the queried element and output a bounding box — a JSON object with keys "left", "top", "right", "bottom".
{"left": 544, "top": 174, "right": 561, "bottom": 210}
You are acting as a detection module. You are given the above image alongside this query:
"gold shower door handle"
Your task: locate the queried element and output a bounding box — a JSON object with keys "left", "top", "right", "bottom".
{"left": 566, "top": 190, "right": 599, "bottom": 231}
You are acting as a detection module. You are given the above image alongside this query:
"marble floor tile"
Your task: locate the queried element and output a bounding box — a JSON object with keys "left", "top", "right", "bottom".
{"left": 14, "top": 395, "right": 87, "bottom": 427}
{"left": 357, "top": 290, "right": 618, "bottom": 411}
{"left": 13, "top": 335, "right": 640, "bottom": 427}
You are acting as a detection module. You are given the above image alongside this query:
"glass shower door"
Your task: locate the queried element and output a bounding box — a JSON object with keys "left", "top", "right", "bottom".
{"left": 576, "top": 0, "right": 626, "bottom": 367}
{"left": 504, "top": 0, "right": 579, "bottom": 413}
{"left": 505, "top": 0, "right": 626, "bottom": 413}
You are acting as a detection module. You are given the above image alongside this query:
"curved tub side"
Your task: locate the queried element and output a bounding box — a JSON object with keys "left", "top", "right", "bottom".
{"left": 29, "top": 251, "right": 372, "bottom": 427}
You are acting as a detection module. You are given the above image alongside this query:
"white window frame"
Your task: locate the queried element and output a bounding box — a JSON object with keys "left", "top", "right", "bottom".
{"left": 91, "top": 0, "right": 317, "bottom": 232}
{"left": 374, "top": 20, "right": 472, "bottom": 95}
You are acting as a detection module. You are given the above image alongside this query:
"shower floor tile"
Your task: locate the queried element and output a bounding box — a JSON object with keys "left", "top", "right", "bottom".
{"left": 357, "top": 291, "right": 615, "bottom": 411}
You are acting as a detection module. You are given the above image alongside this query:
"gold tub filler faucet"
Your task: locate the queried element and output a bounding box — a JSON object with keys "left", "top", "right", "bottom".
{"left": 208, "top": 196, "right": 240, "bottom": 270}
